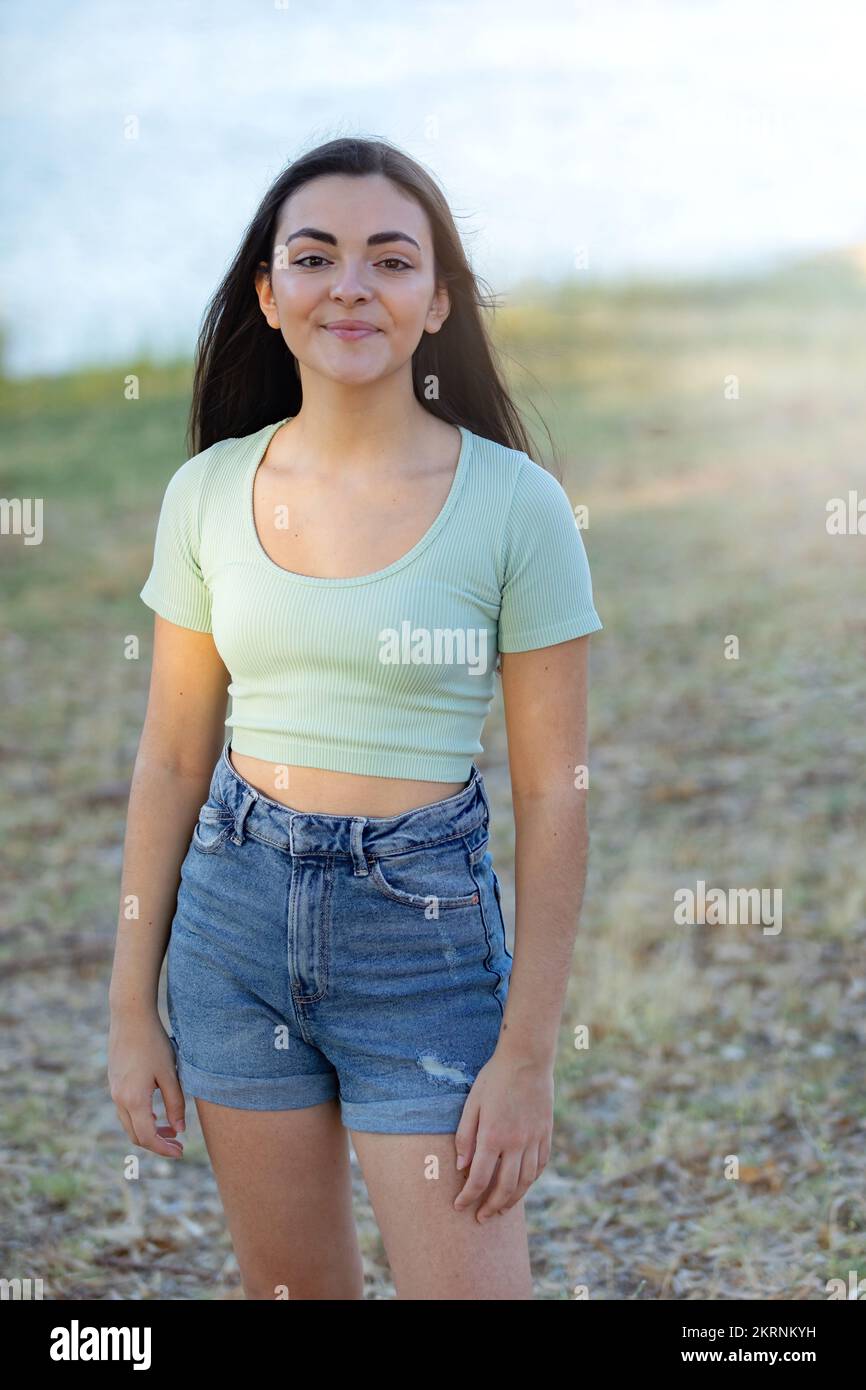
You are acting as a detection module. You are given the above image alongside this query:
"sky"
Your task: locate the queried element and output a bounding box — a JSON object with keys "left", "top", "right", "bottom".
{"left": 1, "top": 0, "right": 865, "bottom": 377}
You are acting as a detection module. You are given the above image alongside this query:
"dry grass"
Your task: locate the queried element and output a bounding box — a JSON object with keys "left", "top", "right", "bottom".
{"left": 1, "top": 254, "right": 864, "bottom": 1299}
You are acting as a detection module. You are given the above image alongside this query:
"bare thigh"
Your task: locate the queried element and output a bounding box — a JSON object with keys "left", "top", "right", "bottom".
{"left": 194, "top": 1096, "right": 364, "bottom": 1300}
{"left": 350, "top": 1130, "right": 533, "bottom": 1300}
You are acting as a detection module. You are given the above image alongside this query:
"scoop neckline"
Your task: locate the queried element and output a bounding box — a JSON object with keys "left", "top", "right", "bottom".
{"left": 244, "top": 416, "right": 473, "bottom": 587}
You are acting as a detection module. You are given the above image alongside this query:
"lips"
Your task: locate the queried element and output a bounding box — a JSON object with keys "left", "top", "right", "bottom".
{"left": 323, "top": 322, "right": 381, "bottom": 340}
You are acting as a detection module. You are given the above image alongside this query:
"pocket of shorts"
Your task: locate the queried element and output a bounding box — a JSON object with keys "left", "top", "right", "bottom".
{"left": 190, "top": 802, "right": 234, "bottom": 855}
{"left": 367, "top": 836, "right": 483, "bottom": 910}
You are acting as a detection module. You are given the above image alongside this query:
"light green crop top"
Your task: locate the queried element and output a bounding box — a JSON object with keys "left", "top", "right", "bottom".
{"left": 139, "top": 418, "right": 603, "bottom": 780}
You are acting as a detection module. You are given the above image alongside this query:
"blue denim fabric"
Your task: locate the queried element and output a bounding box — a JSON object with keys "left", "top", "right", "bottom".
{"left": 166, "top": 741, "right": 513, "bottom": 1133}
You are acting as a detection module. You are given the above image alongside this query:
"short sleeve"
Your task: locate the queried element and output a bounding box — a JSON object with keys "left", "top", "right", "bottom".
{"left": 497, "top": 459, "right": 603, "bottom": 652}
{"left": 139, "top": 455, "right": 212, "bottom": 633}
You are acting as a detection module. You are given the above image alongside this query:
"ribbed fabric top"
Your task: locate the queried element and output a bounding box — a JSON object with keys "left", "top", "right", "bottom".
{"left": 139, "top": 417, "right": 603, "bottom": 780}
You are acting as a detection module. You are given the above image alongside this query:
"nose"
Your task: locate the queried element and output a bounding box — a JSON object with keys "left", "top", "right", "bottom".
{"left": 328, "top": 259, "right": 373, "bottom": 302}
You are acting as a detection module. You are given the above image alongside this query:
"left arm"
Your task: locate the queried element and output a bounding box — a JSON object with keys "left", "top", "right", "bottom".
{"left": 498, "top": 633, "right": 591, "bottom": 1064}
{"left": 453, "top": 634, "right": 593, "bottom": 1218}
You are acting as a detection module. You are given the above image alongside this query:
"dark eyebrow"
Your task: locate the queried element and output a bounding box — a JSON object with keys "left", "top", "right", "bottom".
{"left": 284, "top": 227, "right": 421, "bottom": 251}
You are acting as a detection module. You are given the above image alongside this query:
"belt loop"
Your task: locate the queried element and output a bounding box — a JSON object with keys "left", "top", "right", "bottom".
{"left": 231, "top": 789, "right": 257, "bottom": 845}
{"left": 349, "top": 817, "right": 369, "bottom": 875}
{"left": 474, "top": 766, "right": 492, "bottom": 826}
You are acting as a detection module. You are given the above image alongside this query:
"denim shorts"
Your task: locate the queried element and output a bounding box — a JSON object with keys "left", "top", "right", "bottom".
{"left": 165, "top": 741, "right": 513, "bottom": 1133}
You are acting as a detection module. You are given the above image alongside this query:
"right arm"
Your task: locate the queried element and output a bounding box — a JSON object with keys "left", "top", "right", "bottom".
{"left": 108, "top": 613, "right": 230, "bottom": 1158}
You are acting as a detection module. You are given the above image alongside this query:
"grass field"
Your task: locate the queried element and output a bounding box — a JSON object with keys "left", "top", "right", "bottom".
{"left": 1, "top": 250, "right": 864, "bottom": 1299}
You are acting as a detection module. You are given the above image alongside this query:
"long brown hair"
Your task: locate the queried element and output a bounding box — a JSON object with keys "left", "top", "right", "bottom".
{"left": 188, "top": 135, "right": 551, "bottom": 467}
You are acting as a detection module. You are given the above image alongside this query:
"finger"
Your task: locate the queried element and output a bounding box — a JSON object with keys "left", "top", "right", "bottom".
{"left": 499, "top": 1144, "right": 541, "bottom": 1211}
{"left": 158, "top": 1069, "right": 186, "bottom": 1137}
{"left": 155, "top": 1124, "right": 184, "bottom": 1149}
{"left": 115, "top": 1105, "right": 141, "bottom": 1149}
{"left": 476, "top": 1150, "right": 523, "bottom": 1220}
{"left": 454, "top": 1098, "right": 479, "bottom": 1173}
{"left": 129, "top": 1098, "right": 183, "bottom": 1158}
{"left": 453, "top": 1144, "right": 500, "bottom": 1212}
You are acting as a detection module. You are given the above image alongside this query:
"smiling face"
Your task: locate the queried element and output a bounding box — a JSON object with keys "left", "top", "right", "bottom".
{"left": 255, "top": 173, "right": 450, "bottom": 386}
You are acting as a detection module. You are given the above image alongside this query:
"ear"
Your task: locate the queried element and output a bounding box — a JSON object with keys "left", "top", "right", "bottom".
{"left": 424, "top": 281, "right": 451, "bottom": 335}
{"left": 254, "top": 260, "right": 280, "bottom": 329}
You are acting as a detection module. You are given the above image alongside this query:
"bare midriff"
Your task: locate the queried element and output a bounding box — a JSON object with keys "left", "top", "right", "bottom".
{"left": 228, "top": 749, "right": 468, "bottom": 817}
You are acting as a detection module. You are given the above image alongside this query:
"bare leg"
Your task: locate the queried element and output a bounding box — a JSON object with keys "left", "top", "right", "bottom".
{"left": 350, "top": 1130, "right": 533, "bottom": 1300}
{"left": 194, "top": 1096, "right": 364, "bottom": 1300}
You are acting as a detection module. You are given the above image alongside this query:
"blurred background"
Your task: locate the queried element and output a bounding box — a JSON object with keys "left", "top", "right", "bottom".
{"left": 1, "top": 0, "right": 864, "bottom": 1299}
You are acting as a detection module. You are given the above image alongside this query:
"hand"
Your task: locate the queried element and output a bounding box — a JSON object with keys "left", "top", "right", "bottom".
{"left": 108, "top": 1011, "right": 186, "bottom": 1159}
{"left": 453, "top": 1048, "right": 553, "bottom": 1220}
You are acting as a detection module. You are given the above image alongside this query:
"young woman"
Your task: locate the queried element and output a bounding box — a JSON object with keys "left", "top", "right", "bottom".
{"left": 108, "top": 136, "right": 602, "bottom": 1301}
